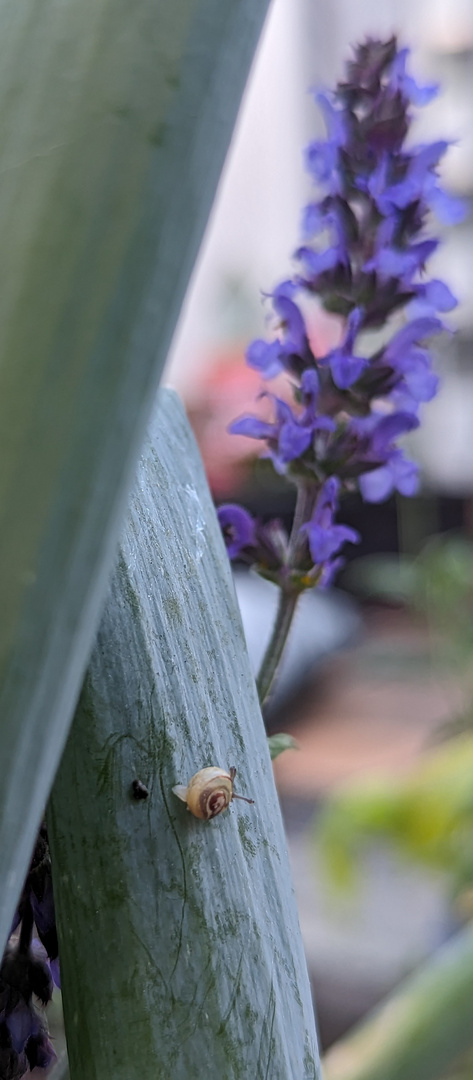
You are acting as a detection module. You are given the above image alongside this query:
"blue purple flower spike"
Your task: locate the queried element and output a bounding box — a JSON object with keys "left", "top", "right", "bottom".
{"left": 219, "top": 37, "right": 461, "bottom": 599}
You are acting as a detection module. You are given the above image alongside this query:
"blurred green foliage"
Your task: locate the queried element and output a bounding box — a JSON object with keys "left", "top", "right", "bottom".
{"left": 317, "top": 533, "right": 473, "bottom": 901}
{"left": 316, "top": 733, "right": 473, "bottom": 897}
{"left": 345, "top": 534, "right": 473, "bottom": 670}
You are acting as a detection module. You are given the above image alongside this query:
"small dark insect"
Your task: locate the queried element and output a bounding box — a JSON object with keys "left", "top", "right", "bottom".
{"left": 131, "top": 779, "right": 149, "bottom": 800}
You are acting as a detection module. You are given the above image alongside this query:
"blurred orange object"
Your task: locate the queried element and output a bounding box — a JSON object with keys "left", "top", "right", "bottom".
{"left": 187, "top": 348, "right": 273, "bottom": 497}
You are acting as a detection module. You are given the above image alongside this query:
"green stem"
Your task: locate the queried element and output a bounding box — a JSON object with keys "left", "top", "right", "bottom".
{"left": 256, "top": 484, "right": 316, "bottom": 709}
{"left": 289, "top": 483, "right": 314, "bottom": 551}
{"left": 256, "top": 590, "right": 298, "bottom": 708}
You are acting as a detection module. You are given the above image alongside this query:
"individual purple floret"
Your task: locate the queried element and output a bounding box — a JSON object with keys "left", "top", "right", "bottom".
{"left": 218, "top": 505, "right": 290, "bottom": 586}
{"left": 245, "top": 281, "right": 314, "bottom": 379}
{"left": 407, "top": 279, "right": 457, "bottom": 319}
{"left": 217, "top": 504, "right": 255, "bottom": 559}
{"left": 301, "top": 478, "right": 360, "bottom": 565}
{"left": 231, "top": 373, "right": 334, "bottom": 472}
{"left": 324, "top": 308, "right": 367, "bottom": 389}
{"left": 348, "top": 411, "right": 421, "bottom": 502}
{"left": 389, "top": 45, "right": 439, "bottom": 106}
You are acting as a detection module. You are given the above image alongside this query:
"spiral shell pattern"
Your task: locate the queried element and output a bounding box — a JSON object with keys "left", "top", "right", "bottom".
{"left": 186, "top": 767, "right": 233, "bottom": 819}
{"left": 172, "top": 766, "right": 234, "bottom": 819}
{"left": 203, "top": 787, "right": 229, "bottom": 818}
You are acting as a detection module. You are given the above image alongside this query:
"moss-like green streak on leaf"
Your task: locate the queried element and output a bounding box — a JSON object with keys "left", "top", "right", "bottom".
{"left": 323, "top": 921, "right": 473, "bottom": 1080}
{"left": 48, "top": 390, "right": 320, "bottom": 1080}
{"left": 0, "top": 0, "right": 270, "bottom": 952}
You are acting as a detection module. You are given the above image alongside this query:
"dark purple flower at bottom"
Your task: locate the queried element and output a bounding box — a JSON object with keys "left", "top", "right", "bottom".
{"left": 25, "top": 1031, "right": 55, "bottom": 1071}
{"left": 0, "top": 944, "right": 55, "bottom": 1079}
{"left": 0, "top": 1039, "right": 28, "bottom": 1080}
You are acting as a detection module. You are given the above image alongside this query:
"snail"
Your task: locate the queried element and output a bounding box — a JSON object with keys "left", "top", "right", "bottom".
{"left": 172, "top": 766, "right": 254, "bottom": 820}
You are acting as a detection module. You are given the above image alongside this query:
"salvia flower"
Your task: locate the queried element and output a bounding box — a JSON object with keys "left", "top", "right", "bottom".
{"left": 219, "top": 37, "right": 460, "bottom": 679}
{"left": 301, "top": 479, "right": 360, "bottom": 565}
{"left": 214, "top": 35, "right": 462, "bottom": 717}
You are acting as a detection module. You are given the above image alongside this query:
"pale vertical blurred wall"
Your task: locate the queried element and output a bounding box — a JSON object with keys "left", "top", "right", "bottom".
{"left": 165, "top": 0, "right": 310, "bottom": 395}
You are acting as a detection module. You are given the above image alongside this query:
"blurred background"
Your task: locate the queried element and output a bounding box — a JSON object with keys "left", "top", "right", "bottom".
{"left": 163, "top": 0, "right": 473, "bottom": 1065}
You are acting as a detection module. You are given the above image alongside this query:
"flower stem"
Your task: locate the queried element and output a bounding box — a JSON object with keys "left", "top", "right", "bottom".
{"left": 256, "top": 484, "right": 316, "bottom": 709}
{"left": 256, "top": 589, "right": 298, "bottom": 708}
{"left": 288, "top": 483, "right": 316, "bottom": 559}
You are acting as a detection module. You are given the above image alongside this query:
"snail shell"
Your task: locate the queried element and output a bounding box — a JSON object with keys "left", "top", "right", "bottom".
{"left": 172, "top": 766, "right": 254, "bottom": 820}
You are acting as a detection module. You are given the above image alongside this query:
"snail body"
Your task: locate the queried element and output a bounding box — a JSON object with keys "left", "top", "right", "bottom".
{"left": 172, "top": 766, "right": 254, "bottom": 820}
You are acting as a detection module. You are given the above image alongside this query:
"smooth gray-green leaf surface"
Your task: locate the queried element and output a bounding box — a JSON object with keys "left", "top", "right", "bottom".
{"left": 48, "top": 390, "right": 320, "bottom": 1080}
{"left": 0, "top": 0, "right": 270, "bottom": 953}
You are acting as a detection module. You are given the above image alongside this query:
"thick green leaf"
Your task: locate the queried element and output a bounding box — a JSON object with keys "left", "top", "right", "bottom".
{"left": 0, "top": 0, "right": 270, "bottom": 953}
{"left": 323, "top": 921, "right": 473, "bottom": 1080}
{"left": 48, "top": 390, "right": 320, "bottom": 1079}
